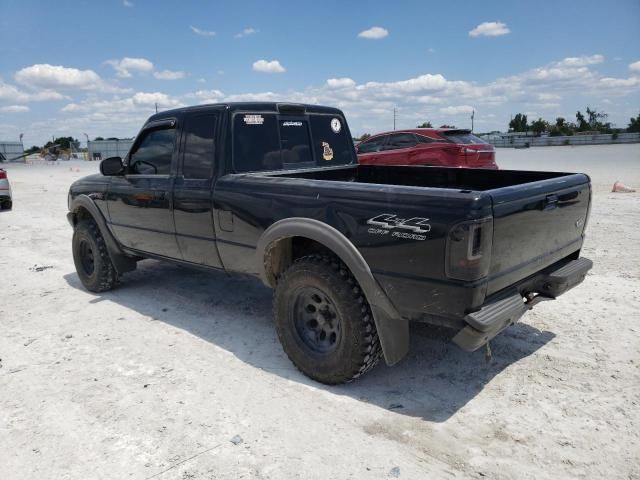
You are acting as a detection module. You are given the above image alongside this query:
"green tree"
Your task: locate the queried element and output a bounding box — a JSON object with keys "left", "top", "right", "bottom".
{"left": 358, "top": 133, "right": 371, "bottom": 141}
{"left": 509, "top": 113, "right": 528, "bottom": 132}
{"left": 416, "top": 121, "right": 433, "bottom": 128}
{"left": 44, "top": 136, "right": 79, "bottom": 150}
{"left": 24, "top": 145, "right": 41, "bottom": 155}
{"left": 575, "top": 111, "right": 589, "bottom": 131}
{"left": 93, "top": 136, "right": 104, "bottom": 141}
{"left": 530, "top": 118, "right": 549, "bottom": 136}
{"left": 439, "top": 124, "right": 455, "bottom": 128}
{"left": 628, "top": 113, "right": 640, "bottom": 133}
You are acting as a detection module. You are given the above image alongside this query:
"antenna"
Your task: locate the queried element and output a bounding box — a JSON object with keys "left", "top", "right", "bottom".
{"left": 393, "top": 108, "right": 397, "bottom": 130}
{"left": 471, "top": 110, "right": 475, "bottom": 132}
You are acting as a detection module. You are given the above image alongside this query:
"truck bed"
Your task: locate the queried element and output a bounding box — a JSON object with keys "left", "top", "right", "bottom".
{"left": 273, "top": 164, "right": 578, "bottom": 191}
{"left": 241, "top": 164, "right": 590, "bottom": 318}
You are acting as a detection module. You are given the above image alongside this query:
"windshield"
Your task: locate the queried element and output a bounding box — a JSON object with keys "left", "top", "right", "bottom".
{"left": 442, "top": 132, "right": 488, "bottom": 145}
{"left": 233, "top": 112, "right": 356, "bottom": 173}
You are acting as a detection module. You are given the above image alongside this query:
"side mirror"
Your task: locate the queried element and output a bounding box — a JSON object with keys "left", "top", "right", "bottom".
{"left": 100, "top": 156, "right": 124, "bottom": 176}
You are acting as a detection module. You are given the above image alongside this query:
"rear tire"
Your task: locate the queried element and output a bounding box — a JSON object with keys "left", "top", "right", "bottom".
{"left": 72, "top": 219, "right": 117, "bottom": 292}
{"left": 1, "top": 200, "right": 11, "bottom": 210}
{"left": 273, "top": 255, "right": 382, "bottom": 384}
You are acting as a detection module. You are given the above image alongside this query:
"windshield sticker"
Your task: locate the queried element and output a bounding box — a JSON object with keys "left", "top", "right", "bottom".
{"left": 243, "top": 114, "right": 264, "bottom": 125}
{"left": 331, "top": 118, "right": 341, "bottom": 133}
{"left": 366, "top": 213, "right": 431, "bottom": 241}
{"left": 282, "top": 121, "right": 303, "bottom": 127}
{"left": 322, "top": 142, "right": 334, "bottom": 161}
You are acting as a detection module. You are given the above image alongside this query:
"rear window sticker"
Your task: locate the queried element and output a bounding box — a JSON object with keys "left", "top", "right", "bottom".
{"left": 243, "top": 114, "right": 264, "bottom": 125}
{"left": 322, "top": 142, "right": 334, "bottom": 161}
{"left": 331, "top": 118, "right": 341, "bottom": 133}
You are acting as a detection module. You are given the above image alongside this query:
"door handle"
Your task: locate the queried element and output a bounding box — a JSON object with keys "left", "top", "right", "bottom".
{"left": 543, "top": 194, "right": 559, "bottom": 210}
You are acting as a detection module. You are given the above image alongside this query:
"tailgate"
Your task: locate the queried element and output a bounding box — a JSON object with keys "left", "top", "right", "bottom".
{"left": 487, "top": 174, "right": 590, "bottom": 295}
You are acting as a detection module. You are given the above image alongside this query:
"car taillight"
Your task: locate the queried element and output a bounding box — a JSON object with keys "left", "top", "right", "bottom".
{"left": 0, "top": 170, "right": 6, "bottom": 179}
{"left": 446, "top": 217, "right": 493, "bottom": 281}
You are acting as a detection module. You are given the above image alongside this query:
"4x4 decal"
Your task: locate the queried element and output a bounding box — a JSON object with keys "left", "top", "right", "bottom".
{"left": 366, "top": 213, "right": 431, "bottom": 241}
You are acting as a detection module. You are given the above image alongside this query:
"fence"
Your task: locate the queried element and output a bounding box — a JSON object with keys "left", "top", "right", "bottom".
{"left": 488, "top": 132, "right": 640, "bottom": 148}
{"left": 87, "top": 139, "right": 134, "bottom": 161}
{"left": 0, "top": 141, "right": 24, "bottom": 161}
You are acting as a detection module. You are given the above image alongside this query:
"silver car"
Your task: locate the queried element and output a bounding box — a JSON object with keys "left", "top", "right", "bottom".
{"left": 0, "top": 167, "right": 12, "bottom": 210}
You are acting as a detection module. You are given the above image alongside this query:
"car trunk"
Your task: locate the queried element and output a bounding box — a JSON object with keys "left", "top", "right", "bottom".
{"left": 463, "top": 145, "right": 496, "bottom": 168}
{"left": 486, "top": 177, "right": 590, "bottom": 296}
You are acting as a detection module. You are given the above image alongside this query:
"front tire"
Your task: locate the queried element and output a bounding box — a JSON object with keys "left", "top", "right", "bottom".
{"left": 274, "top": 255, "right": 382, "bottom": 384}
{"left": 72, "top": 219, "right": 117, "bottom": 292}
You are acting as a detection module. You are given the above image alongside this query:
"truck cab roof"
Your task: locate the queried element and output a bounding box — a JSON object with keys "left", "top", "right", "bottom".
{"left": 147, "top": 102, "right": 344, "bottom": 123}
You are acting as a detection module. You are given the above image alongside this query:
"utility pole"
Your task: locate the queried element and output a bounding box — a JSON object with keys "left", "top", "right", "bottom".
{"left": 393, "top": 108, "right": 397, "bottom": 130}
{"left": 471, "top": 110, "right": 475, "bottom": 132}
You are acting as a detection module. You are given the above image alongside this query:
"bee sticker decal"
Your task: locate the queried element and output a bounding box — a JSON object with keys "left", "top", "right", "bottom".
{"left": 322, "top": 142, "right": 334, "bottom": 161}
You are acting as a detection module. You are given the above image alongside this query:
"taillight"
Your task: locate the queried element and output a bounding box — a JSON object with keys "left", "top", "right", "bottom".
{"left": 0, "top": 170, "right": 6, "bottom": 179}
{"left": 446, "top": 217, "right": 493, "bottom": 281}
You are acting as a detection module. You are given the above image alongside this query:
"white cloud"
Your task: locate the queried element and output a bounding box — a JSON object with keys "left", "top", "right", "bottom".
{"left": 469, "top": 21, "right": 510, "bottom": 37}
{"left": 198, "top": 78, "right": 206, "bottom": 83}
{"left": 326, "top": 78, "right": 356, "bottom": 89}
{"left": 556, "top": 54, "right": 604, "bottom": 67}
{"left": 358, "top": 26, "right": 388, "bottom": 40}
{"left": 190, "top": 25, "right": 216, "bottom": 37}
{"left": 629, "top": 61, "right": 640, "bottom": 73}
{"left": 123, "top": 0, "right": 133, "bottom": 6}
{"left": 0, "top": 105, "right": 30, "bottom": 113}
{"left": 15, "top": 64, "right": 103, "bottom": 90}
{"left": 153, "top": 70, "right": 186, "bottom": 80}
{"left": 105, "top": 57, "right": 154, "bottom": 78}
{"left": 29, "top": 52, "right": 637, "bottom": 147}
{"left": 132, "top": 92, "right": 180, "bottom": 107}
{"left": 537, "top": 93, "right": 561, "bottom": 101}
{"left": 235, "top": 27, "right": 257, "bottom": 38}
{"left": 440, "top": 105, "right": 475, "bottom": 115}
{"left": 0, "top": 79, "right": 65, "bottom": 102}
{"left": 598, "top": 77, "right": 640, "bottom": 88}
{"left": 252, "top": 59, "right": 285, "bottom": 73}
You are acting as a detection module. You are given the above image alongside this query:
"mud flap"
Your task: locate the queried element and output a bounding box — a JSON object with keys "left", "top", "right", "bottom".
{"left": 370, "top": 305, "right": 410, "bottom": 366}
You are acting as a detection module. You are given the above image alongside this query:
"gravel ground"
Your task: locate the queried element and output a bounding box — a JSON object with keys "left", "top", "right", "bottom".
{"left": 1, "top": 144, "right": 639, "bottom": 479}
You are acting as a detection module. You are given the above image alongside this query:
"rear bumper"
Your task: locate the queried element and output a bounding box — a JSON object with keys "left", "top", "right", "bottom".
{"left": 453, "top": 257, "right": 592, "bottom": 351}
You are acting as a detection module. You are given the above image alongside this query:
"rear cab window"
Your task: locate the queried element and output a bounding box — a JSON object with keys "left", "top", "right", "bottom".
{"left": 232, "top": 112, "right": 356, "bottom": 173}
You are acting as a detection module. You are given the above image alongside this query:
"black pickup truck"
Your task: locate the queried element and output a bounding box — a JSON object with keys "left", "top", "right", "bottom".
{"left": 67, "top": 102, "right": 592, "bottom": 384}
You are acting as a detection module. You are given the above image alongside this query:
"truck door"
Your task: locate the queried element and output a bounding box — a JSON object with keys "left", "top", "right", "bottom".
{"left": 107, "top": 120, "right": 181, "bottom": 258}
{"left": 172, "top": 112, "right": 223, "bottom": 268}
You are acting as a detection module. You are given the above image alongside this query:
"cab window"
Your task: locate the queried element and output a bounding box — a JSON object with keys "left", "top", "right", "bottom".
{"left": 233, "top": 112, "right": 356, "bottom": 172}
{"left": 129, "top": 127, "right": 175, "bottom": 175}
{"left": 182, "top": 114, "right": 217, "bottom": 179}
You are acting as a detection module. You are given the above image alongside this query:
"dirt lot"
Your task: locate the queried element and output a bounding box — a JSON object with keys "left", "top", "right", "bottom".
{"left": 1, "top": 144, "right": 639, "bottom": 479}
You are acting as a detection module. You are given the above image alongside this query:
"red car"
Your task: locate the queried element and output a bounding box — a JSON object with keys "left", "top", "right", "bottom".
{"left": 356, "top": 128, "right": 498, "bottom": 169}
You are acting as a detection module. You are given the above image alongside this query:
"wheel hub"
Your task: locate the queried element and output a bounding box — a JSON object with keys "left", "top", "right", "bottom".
{"left": 293, "top": 287, "right": 342, "bottom": 354}
{"left": 79, "top": 240, "right": 95, "bottom": 276}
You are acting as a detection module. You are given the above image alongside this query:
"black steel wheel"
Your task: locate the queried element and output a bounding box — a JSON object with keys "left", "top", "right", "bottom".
{"left": 292, "top": 286, "right": 342, "bottom": 354}
{"left": 274, "top": 255, "right": 382, "bottom": 384}
{"left": 72, "top": 219, "right": 117, "bottom": 292}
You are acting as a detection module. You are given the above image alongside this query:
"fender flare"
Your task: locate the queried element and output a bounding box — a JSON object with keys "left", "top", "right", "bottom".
{"left": 67, "top": 195, "right": 137, "bottom": 274}
{"left": 256, "top": 218, "right": 409, "bottom": 365}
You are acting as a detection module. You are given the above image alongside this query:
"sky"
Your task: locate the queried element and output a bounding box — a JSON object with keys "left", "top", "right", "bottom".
{"left": 0, "top": 0, "right": 639, "bottom": 146}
